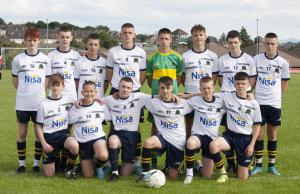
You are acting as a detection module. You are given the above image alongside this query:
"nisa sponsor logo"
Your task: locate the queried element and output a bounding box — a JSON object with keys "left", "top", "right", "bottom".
{"left": 119, "top": 68, "right": 135, "bottom": 77}
{"left": 191, "top": 72, "right": 208, "bottom": 80}
{"left": 63, "top": 71, "right": 72, "bottom": 80}
{"left": 160, "top": 120, "right": 178, "bottom": 129}
{"left": 52, "top": 118, "right": 67, "bottom": 128}
{"left": 228, "top": 77, "right": 234, "bottom": 86}
{"left": 115, "top": 116, "right": 133, "bottom": 124}
{"left": 199, "top": 117, "right": 217, "bottom": 127}
{"left": 229, "top": 114, "right": 246, "bottom": 127}
{"left": 25, "top": 75, "right": 42, "bottom": 83}
{"left": 258, "top": 77, "right": 276, "bottom": 86}
{"left": 81, "top": 125, "right": 99, "bottom": 135}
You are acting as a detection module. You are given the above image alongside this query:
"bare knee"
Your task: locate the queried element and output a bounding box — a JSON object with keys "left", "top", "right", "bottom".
{"left": 143, "top": 138, "right": 153, "bottom": 148}
{"left": 168, "top": 168, "right": 179, "bottom": 180}
{"left": 108, "top": 136, "right": 119, "bottom": 149}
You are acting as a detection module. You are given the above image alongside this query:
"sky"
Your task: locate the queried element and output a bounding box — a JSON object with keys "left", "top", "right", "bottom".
{"left": 1, "top": 0, "right": 299, "bottom": 42}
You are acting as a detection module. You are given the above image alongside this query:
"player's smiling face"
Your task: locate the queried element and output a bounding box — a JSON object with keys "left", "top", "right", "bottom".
{"left": 58, "top": 31, "right": 73, "bottom": 48}
{"left": 227, "top": 37, "right": 242, "bottom": 53}
{"left": 82, "top": 84, "right": 96, "bottom": 104}
{"left": 25, "top": 36, "right": 40, "bottom": 51}
{"left": 118, "top": 80, "right": 133, "bottom": 98}
{"left": 86, "top": 39, "right": 100, "bottom": 54}
{"left": 121, "top": 27, "right": 135, "bottom": 44}
{"left": 159, "top": 83, "right": 173, "bottom": 101}
{"left": 200, "top": 81, "right": 214, "bottom": 99}
{"left": 192, "top": 30, "right": 206, "bottom": 47}
{"left": 264, "top": 38, "right": 278, "bottom": 56}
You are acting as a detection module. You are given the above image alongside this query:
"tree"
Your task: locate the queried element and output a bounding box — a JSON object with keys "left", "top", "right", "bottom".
{"left": 0, "top": 18, "right": 6, "bottom": 25}
{"left": 240, "top": 26, "right": 254, "bottom": 48}
{"left": 48, "top": 21, "right": 61, "bottom": 29}
{"left": 219, "top": 33, "right": 226, "bottom": 44}
{"left": 97, "top": 30, "right": 118, "bottom": 49}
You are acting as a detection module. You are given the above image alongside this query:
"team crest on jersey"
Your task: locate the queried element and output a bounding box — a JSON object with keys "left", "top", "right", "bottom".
{"left": 123, "top": 105, "right": 126, "bottom": 110}
{"left": 99, "top": 69, "right": 103, "bottom": 74}
{"left": 245, "top": 109, "right": 251, "bottom": 114}
{"left": 130, "top": 103, "right": 135, "bottom": 108}
{"left": 275, "top": 68, "right": 280, "bottom": 73}
{"left": 216, "top": 108, "right": 221, "bottom": 113}
{"left": 206, "top": 61, "right": 211, "bottom": 66}
{"left": 65, "top": 105, "right": 70, "bottom": 111}
{"left": 175, "top": 110, "right": 180, "bottom": 115}
{"left": 242, "top": 66, "right": 247, "bottom": 70}
{"left": 95, "top": 113, "right": 100, "bottom": 118}
{"left": 71, "top": 61, "right": 75, "bottom": 66}
{"left": 39, "top": 64, "right": 44, "bottom": 69}
{"left": 238, "top": 106, "right": 242, "bottom": 111}
{"left": 134, "top": 58, "right": 139, "bottom": 63}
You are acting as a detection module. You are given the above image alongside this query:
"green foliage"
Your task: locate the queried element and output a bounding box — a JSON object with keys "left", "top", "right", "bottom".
{"left": 96, "top": 30, "right": 118, "bottom": 49}
{"left": 0, "top": 17, "right": 6, "bottom": 25}
{"left": 219, "top": 33, "right": 226, "bottom": 44}
{"left": 240, "top": 26, "right": 254, "bottom": 48}
{"left": 0, "top": 70, "right": 300, "bottom": 193}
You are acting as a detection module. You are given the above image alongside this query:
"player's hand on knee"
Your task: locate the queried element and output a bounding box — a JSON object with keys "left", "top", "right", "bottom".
{"left": 245, "top": 144, "right": 254, "bottom": 157}
{"left": 42, "top": 143, "right": 53, "bottom": 153}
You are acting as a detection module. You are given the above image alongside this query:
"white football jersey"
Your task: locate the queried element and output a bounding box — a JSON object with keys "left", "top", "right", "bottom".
{"left": 12, "top": 50, "right": 51, "bottom": 111}
{"left": 145, "top": 98, "right": 193, "bottom": 150}
{"left": 255, "top": 53, "right": 290, "bottom": 108}
{"left": 182, "top": 49, "right": 218, "bottom": 93}
{"left": 107, "top": 45, "right": 146, "bottom": 91}
{"left": 221, "top": 92, "right": 261, "bottom": 135}
{"left": 74, "top": 55, "right": 107, "bottom": 99}
{"left": 188, "top": 94, "right": 225, "bottom": 139}
{"left": 68, "top": 101, "right": 111, "bottom": 143}
{"left": 47, "top": 48, "right": 80, "bottom": 102}
{"left": 218, "top": 52, "right": 256, "bottom": 92}
{"left": 36, "top": 96, "right": 73, "bottom": 134}
{"left": 105, "top": 92, "right": 151, "bottom": 132}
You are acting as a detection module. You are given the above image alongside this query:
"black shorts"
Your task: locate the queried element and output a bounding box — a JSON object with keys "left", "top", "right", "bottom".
{"left": 79, "top": 136, "right": 106, "bottom": 160}
{"left": 220, "top": 114, "right": 227, "bottom": 128}
{"left": 156, "top": 134, "right": 184, "bottom": 170}
{"left": 110, "top": 87, "right": 144, "bottom": 122}
{"left": 193, "top": 134, "right": 213, "bottom": 159}
{"left": 16, "top": 110, "right": 37, "bottom": 123}
{"left": 223, "top": 130, "right": 253, "bottom": 167}
{"left": 260, "top": 105, "right": 281, "bottom": 126}
{"left": 42, "top": 130, "right": 68, "bottom": 164}
{"left": 111, "top": 130, "right": 139, "bottom": 163}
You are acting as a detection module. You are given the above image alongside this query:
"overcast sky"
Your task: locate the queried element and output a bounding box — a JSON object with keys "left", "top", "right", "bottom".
{"left": 1, "top": 0, "right": 299, "bottom": 42}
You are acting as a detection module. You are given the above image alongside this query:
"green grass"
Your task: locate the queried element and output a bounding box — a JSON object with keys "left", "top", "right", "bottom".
{"left": 0, "top": 70, "right": 300, "bottom": 194}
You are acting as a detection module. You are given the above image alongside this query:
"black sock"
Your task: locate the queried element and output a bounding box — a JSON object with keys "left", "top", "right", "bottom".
{"left": 95, "top": 159, "right": 106, "bottom": 168}
{"left": 225, "top": 149, "right": 235, "bottom": 168}
{"left": 67, "top": 151, "right": 78, "bottom": 170}
{"left": 268, "top": 140, "right": 277, "bottom": 167}
{"left": 185, "top": 146, "right": 195, "bottom": 169}
{"left": 17, "top": 141, "right": 26, "bottom": 162}
{"left": 142, "top": 147, "right": 152, "bottom": 172}
{"left": 34, "top": 141, "right": 42, "bottom": 161}
{"left": 254, "top": 140, "right": 264, "bottom": 167}
{"left": 211, "top": 152, "right": 225, "bottom": 173}
{"left": 109, "top": 148, "right": 119, "bottom": 172}
{"left": 136, "top": 132, "right": 142, "bottom": 159}
{"left": 151, "top": 151, "right": 157, "bottom": 169}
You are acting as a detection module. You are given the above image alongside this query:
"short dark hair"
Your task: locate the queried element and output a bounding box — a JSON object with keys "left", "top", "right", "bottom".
{"left": 120, "top": 76, "right": 133, "bottom": 84}
{"left": 234, "top": 72, "right": 249, "bottom": 81}
{"left": 86, "top": 33, "right": 100, "bottom": 44}
{"left": 158, "top": 28, "right": 172, "bottom": 36}
{"left": 158, "top": 76, "right": 173, "bottom": 86}
{"left": 265, "top": 32, "right": 278, "bottom": 39}
{"left": 200, "top": 76, "right": 213, "bottom": 87}
{"left": 50, "top": 73, "right": 64, "bottom": 86}
{"left": 191, "top": 24, "right": 206, "bottom": 34}
{"left": 227, "top": 30, "right": 241, "bottom": 41}
{"left": 58, "top": 26, "right": 72, "bottom": 34}
{"left": 82, "top": 80, "right": 96, "bottom": 90}
{"left": 121, "top": 23, "right": 134, "bottom": 29}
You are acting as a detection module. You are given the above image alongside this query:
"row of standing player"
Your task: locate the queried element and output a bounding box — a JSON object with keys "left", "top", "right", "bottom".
{"left": 12, "top": 23, "right": 289, "bottom": 183}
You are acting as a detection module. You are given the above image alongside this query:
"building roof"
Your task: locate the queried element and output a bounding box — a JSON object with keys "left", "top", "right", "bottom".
{"left": 172, "top": 29, "right": 188, "bottom": 36}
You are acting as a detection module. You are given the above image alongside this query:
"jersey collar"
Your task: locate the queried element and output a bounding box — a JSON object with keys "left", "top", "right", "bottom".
{"left": 264, "top": 52, "right": 278, "bottom": 60}
{"left": 229, "top": 51, "right": 244, "bottom": 59}
{"left": 121, "top": 44, "right": 136, "bottom": 51}
{"left": 56, "top": 47, "right": 71, "bottom": 53}
{"left": 85, "top": 54, "right": 100, "bottom": 61}
{"left": 192, "top": 48, "right": 207, "bottom": 54}
{"left": 25, "top": 50, "right": 39, "bottom": 57}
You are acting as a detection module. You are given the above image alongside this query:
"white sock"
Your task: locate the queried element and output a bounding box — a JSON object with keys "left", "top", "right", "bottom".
{"left": 112, "top": 170, "right": 119, "bottom": 175}
{"left": 33, "top": 159, "right": 39, "bottom": 167}
{"left": 186, "top": 168, "right": 193, "bottom": 177}
{"left": 19, "top": 160, "right": 25, "bottom": 167}
{"left": 134, "top": 159, "right": 141, "bottom": 167}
